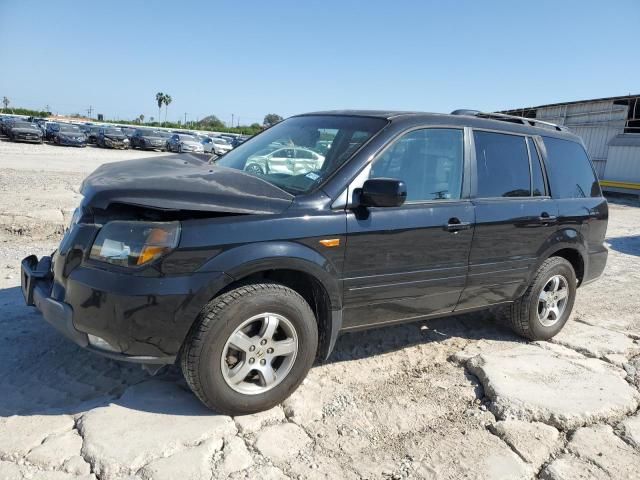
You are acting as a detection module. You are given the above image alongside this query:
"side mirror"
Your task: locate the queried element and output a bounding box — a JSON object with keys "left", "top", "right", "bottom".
{"left": 359, "top": 178, "right": 407, "bottom": 208}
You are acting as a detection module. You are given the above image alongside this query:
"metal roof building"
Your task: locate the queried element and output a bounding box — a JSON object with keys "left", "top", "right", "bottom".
{"left": 501, "top": 95, "right": 640, "bottom": 196}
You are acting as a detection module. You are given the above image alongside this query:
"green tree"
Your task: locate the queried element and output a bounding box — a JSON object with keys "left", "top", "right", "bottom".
{"left": 2, "top": 96, "right": 9, "bottom": 111}
{"left": 139, "top": 114, "right": 145, "bottom": 123}
{"left": 163, "top": 94, "right": 172, "bottom": 124}
{"left": 155, "top": 92, "right": 164, "bottom": 125}
{"left": 263, "top": 113, "right": 283, "bottom": 127}
{"left": 198, "top": 114, "right": 225, "bottom": 130}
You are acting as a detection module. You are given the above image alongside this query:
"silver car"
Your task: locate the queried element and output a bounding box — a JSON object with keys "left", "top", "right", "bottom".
{"left": 166, "top": 134, "right": 204, "bottom": 153}
{"left": 244, "top": 146, "right": 324, "bottom": 175}
{"left": 203, "top": 137, "right": 233, "bottom": 155}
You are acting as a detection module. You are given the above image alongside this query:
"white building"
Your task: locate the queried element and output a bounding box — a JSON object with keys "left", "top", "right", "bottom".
{"left": 502, "top": 95, "right": 640, "bottom": 196}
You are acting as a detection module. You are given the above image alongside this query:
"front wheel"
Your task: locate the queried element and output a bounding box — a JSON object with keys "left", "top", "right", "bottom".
{"left": 180, "top": 283, "right": 318, "bottom": 415}
{"left": 501, "top": 256, "right": 576, "bottom": 340}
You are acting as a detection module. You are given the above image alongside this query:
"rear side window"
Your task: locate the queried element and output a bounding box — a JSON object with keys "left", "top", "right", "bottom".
{"left": 474, "top": 131, "right": 530, "bottom": 197}
{"left": 542, "top": 137, "right": 601, "bottom": 198}
{"left": 528, "top": 138, "right": 546, "bottom": 196}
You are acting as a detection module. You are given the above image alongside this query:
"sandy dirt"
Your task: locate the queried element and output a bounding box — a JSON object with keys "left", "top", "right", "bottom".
{"left": 0, "top": 138, "right": 638, "bottom": 480}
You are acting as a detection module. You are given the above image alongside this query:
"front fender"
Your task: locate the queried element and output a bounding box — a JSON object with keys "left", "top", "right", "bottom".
{"left": 197, "top": 241, "right": 343, "bottom": 310}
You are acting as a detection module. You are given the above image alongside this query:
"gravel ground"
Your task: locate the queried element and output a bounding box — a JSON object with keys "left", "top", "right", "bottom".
{"left": 0, "top": 138, "right": 639, "bottom": 480}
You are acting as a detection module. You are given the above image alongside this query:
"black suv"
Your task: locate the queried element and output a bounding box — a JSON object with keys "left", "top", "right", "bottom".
{"left": 21, "top": 110, "right": 608, "bottom": 414}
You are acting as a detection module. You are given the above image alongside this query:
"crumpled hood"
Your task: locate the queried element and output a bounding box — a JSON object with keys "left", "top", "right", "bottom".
{"left": 80, "top": 156, "right": 294, "bottom": 214}
{"left": 104, "top": 134, "right": 126, "bottom": 140}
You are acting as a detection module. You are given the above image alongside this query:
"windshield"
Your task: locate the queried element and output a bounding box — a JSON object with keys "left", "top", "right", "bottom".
{"left": 59, "top": 124, "right": 81, "bottom": 132}
{"left": 215, "top": 115, "right": 387, "bottom": 194}
{"left": 213, "top": 138, "right": 229, "bottom": 145}
{"left": 178, "top": 134, "right": 195, "bottom": 141}
{"left": 151, "top": 130, "right": 171, "bottom": 138}
{"left": 104, "top": 128, "right": 123, "bottom": 135}
{"left": 13, "top": 122, "right": 36, "bottom": 128}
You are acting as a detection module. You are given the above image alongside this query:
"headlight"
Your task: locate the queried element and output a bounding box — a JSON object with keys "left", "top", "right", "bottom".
{"left": 90, "top": 221, "right": 180, "bottom": 267}
{"left": 124, "top": 138, "right": 130, "bottom": 143}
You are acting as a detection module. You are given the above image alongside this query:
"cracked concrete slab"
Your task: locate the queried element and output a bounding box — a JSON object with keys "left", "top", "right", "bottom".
{"left": 254, "top": 423, "right": 312, "bottom": 463}
{"left": 489, "top": 420, "right": 560, "bottom": 467}
{"left": 25, "top": 429, "right": 84, "bottom": 470}
{"left": 0, "top": 415, "right": 75, "bottom": 461}
{"left": 77, "top": 380, "right": 236, "bottom": 479}
{"left": 408, "top": 428, "right": 534, "bottom": 479}
{"left": 617, "top": 413, "right": 640, "bottom": 450}
{"left": 539, "top": 455, "right": 610, "bottom": 480}
{"left": 543, "top": 424, "right": 640, "bottom": 480}
{"left": 467, "top": 344, "right": 640, "bottom": 429}
{"left": 220, "top": 436, "right": 253, "bottom": 476}
{"left": 0, "top": 460, "right": 96, "bottom": 480}
{"left": 234, "top": 406, "right": 285, "bottom": 434}
{"left": 140, "top": 437, "right": 223, "bottom": 480}
{"left": 551, "top": 320, "right": 639, "bottom": 364}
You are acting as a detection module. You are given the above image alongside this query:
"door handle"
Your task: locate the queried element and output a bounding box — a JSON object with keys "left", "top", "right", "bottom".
{"left": 445, "top": 218, "right": 472, "bottom": 232}
{"left": 538, "top": 213, "right": 558, "bottom": 224}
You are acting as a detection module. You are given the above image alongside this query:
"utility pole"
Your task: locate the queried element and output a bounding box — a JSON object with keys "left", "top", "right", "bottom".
{"left": 231, "top": 114, "right": 234, "bottom": 128}
{"left": 87, "top": 105, "right": 93, "bottom": 118}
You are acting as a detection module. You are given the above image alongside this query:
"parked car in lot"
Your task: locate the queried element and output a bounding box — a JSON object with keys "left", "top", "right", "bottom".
{"left": 130, "top": 129, "right": 170, "bottom": 150}
{"left": 85, "top": 125, "right": 103, "bottom": 144}
{"left": 244, "top": 145, "right": 324, "bottom": 175}
{"left": 51, "top": 123, "right": 87, "bottom": 147}
{"left": 165, "top": 133, "right": 204, "bottom": 153}
{"left": 202, "top": 136, "right": 233, "bottom": 155}
{"left": 21, "top": 110, "right": 607, "bottom": 415}
{"left": 8, "top": 121, "right": 43, "bottom": 143}
{"left": 45, "top": 122, "right": 61, "bottom": 141}
{"left": 96, "top": 127, "right": 129, "bottom": 149}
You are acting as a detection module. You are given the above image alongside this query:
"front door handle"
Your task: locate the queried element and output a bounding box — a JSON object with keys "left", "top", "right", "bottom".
{"left": 445, "top": 218, "right": 472, "bottom": 232}
{"left": 538, "top": 213, "right": 558, "bottom": 224}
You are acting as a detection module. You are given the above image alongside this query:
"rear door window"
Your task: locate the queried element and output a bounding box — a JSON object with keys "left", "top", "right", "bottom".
{"left": 542, "top": 137, "right": 601, "bottom": 198}
{"left": 474, "top": 131, "right": 530, "bottom": 197}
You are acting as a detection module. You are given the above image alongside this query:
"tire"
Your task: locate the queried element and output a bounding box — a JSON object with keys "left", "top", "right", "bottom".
{"left": 245, "top": 163, "right": 264, "bottom": 175}
{"left": 181, "top": 283, "right": 318, "bottom": 415}
{"left": 502, "top": 256, "right": 576, "bottom": 340}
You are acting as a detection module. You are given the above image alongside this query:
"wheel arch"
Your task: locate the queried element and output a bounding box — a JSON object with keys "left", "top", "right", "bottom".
{"left": 195, "top": 241, "right": 343, "bottom": 362}
{"left": 534, "top": 227, "right": 588, "bottom": 285}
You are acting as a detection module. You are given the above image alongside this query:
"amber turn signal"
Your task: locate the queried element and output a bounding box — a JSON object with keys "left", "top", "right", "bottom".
{"left": 319, "top": 238, "right": 340, "bottom": 248}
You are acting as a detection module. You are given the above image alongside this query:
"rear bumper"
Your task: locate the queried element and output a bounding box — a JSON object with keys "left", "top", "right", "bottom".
{"left": 21, "top": 254, "right": 229, "bottom": 364}
{"left": 582, "top": 247, "right": 608, "bottom": 286}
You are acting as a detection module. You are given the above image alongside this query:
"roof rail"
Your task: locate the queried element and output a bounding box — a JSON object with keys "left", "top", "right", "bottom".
{"left": 450, "top": 109, "right": 569, "bottom": 132}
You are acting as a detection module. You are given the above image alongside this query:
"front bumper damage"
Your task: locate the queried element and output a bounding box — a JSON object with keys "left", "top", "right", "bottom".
{"left": 21, "top": 243, "right": 230, "bottom": 365}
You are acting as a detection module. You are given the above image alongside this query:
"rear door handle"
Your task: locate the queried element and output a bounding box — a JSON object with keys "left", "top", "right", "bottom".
{"left": 445, "top": 218, "right": 472, "bottom": 232}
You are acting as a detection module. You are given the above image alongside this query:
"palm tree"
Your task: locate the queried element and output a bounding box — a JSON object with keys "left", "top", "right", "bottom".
{"left": 139, "top": 114, "right": 145, "bottom": 124}
{"left": 163, "top": 94, "right": 172, "bottom": 124}
{"left": 2, "top": 96, "right": 9, "bottom": 112}
{"left": 155, "top": 92, "right": 164, "bottom": 125}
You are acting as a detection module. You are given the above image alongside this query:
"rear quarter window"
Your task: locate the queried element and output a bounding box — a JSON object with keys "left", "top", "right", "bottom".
{"left": 542, "top": 137, "right": 601, "bottom": 198}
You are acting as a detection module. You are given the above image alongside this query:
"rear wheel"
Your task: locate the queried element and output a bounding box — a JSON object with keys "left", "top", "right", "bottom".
{"left": 502, "top": 256, "right": 576, "bottom": 340}
{"left": 181, "top": 283, "right": 318, "bottom": 415}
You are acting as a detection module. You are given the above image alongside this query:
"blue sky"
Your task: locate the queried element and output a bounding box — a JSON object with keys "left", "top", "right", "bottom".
{"left": 1, "top": 0, "right": 638, "bottom": 125}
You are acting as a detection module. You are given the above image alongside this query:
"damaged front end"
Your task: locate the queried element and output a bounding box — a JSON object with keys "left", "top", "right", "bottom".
{"left": 21, "top": 156, "right": 293, "bottom": 364}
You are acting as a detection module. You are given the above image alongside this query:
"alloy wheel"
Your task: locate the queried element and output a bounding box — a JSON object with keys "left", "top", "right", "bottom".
{"left": 220, "top": 313, "right": 298, "bottom": 395}
{"left": 537, "top": 274, "right": 569, "bottom": 326}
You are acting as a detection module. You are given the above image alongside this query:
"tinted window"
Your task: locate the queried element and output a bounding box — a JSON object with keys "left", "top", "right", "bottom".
{"left": 474, "top": 131, "right": 530, "bottom": 197}
{"left": 542, "top": 137, "right": 601, "bottom": 198}
{"left": 528, "top": 138, "right": 546, "bottom": 196}
{"left": 370, "top": 128, "right": 464, "bottom": 201}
